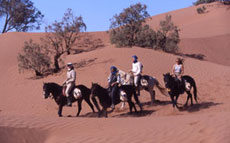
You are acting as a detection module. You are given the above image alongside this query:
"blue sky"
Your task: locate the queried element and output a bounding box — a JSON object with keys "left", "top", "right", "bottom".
{"left": 31, "top": 0, "right": 196, "bottom": 32}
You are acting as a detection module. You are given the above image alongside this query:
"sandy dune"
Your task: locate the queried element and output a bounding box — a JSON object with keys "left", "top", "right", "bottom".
{"left": 147, "top": 2, "right": 230, "bottom": 66}
{"left": 0, "top": 2, "right": 230, "bottom": 143}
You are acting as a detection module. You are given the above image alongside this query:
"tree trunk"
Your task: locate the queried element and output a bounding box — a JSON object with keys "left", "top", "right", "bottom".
{"left": 66, "top": 49, "right": 71, "bottom": 55}
{"left": 2, "top": 14, "right": 9, "bottom": 33}
{"left": 35, "top": 70, "right": 42, "bottom": 76}
{"left": 54, "top": 55, "right": 60, "bottom": 73}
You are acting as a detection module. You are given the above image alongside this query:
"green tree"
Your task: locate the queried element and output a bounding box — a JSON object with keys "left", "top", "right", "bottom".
{"left": 109, "top": 3, "right": 150, "bottom": 47}
{"left": 0, "top": 0, "right": 43, "bottom": 33}
{"left": 43, "top": 8, "right": 86, "bottom": 72}
{"left": 193, "top": 0, "right": 217, "bottom": 6}
{"left": 18, "top": 39, "right": 51, "bottom": 76}
{"left": 135, "top": 25, "right": 157, "bottom": 48}
{"left": 157, "top": 15, "right": 180, "bottom": 53}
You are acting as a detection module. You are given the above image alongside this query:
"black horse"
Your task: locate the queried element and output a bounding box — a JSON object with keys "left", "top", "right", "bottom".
{"left": 43, "top": 82, "right": 95, "bottom": 117}
{"left": 90, "top": 83, "right": 142, "bottom": 117}
{"left": 163, "top": 73, "right": 198, "bottom": 108}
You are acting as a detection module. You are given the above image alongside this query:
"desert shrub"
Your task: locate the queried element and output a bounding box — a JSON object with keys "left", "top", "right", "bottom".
{"left": 18, "top": 39, "right": 51, "bottom": 76}
{"left": 193, "top": 0, "right": 217, "bottom": 6}
{"left": 43, "top": 8, "right": 86, "bottom": 72}
{"left": 109, "top": 3, "right": 150, "bottom": 47}
{"left": 197, "top": 6, "right": 207, "bottom": 14}
{"left": 157, "top": 15, "right": 180, "bottom": 53}
{"left": 0, "top": 0, "right": 44, "bottom": 33}
{"left": 135, "top": 25, "right": 157, "bottom": 48}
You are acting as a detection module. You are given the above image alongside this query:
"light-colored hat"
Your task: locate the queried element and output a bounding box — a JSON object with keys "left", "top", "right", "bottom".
{"left": 67, "top": 62, "right": 73, "bottom": 66}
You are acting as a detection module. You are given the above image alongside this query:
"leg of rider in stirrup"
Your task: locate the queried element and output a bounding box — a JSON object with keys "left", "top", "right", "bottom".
{"left": 134, "top": 74, "right": 141, "bottom": 96}
{"left": 65, "top": 83, "right": 74, "bottom": 106}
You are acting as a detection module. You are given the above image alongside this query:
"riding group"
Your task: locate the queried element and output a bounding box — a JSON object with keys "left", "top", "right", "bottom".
{"left": 43, "top": 55, "right": 198, "bottom": 117}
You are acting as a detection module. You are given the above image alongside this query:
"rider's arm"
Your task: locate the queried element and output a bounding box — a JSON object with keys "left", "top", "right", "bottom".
{"left": 180, "top": 65, "right": 184, "bottom": 76}
{"left": 172, "top": 64, "right": 175, "bottom": 75}
{"left": 117, "top": 74, "right": 121, "bottom": 84}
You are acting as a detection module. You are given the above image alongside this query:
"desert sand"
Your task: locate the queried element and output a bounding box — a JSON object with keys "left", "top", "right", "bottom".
{"left": 0, "top": 2, "right": 230, "bottom": 143}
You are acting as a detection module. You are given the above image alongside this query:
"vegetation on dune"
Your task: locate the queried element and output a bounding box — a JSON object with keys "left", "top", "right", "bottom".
{"left": 18, "top": 40, "right": 51, "bottom": 76}
{"left": 193, "top": 0, "right": 218, "bottom": 6}
{"left": 17, "top": 8, "right": 103, "bottom": 77}
{"left": 109, "top": 3, "right": 150, "bottom": 47}
{"left": 0, "top": 0, "right": 43, "bottom": 33}
{"left": 196, "top": 6, "right": 207, "bottom": 14}
{"left": 109, "top": 3, "right": 180, "bottom": 53}
{"left": 43, "top": 8, "right": 87, "bottom": 72}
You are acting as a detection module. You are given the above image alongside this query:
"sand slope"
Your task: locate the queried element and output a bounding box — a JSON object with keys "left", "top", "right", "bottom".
{"left": 0, "top": 2, "right": 230, "bottom": 143}
{"left": 147, "top": 2, "right": 230, "bottom": 66}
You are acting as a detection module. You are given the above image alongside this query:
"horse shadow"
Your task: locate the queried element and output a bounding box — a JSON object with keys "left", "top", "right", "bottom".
{"left": 112, "top": 110, "right": 155, "bottom": 118}
{"left": 65, "top": 112, "right": 99, "bottom": 118}
{"left": 178, "top": 101, "right": 222, "bottom": 112}
{"left": 141, "top": 100, "right": 172, "bottom": 107}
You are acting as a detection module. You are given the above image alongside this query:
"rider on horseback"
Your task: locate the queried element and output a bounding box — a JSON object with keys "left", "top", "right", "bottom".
{"left": 108, "top": 66, "right": 121, "bottom": 109}
{"left": 172, "top": 58, "right": 184, "bottom": 88}
{"left": 131, "top": 55, "right": 143, "bottom": 96}
{"left": 63, "top": 63, "right": 76, "bottom": 106}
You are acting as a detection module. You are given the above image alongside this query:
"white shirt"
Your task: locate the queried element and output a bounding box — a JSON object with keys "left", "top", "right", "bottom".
{"left": 174, "top": 64, "right": 182, "bottom": 74}
{"left": 66, "top": 69, "right": 76, "bottom": 84}
{"left": 132, "top": 62, "right": 142, "bottom": 76}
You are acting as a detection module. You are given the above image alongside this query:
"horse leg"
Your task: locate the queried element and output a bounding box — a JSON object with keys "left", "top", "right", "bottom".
{"left": 84, "top": 96, "right": 95, "bottom": 113}
{"left": 175, "top": 95, "right": 180, "bottom": 108}
{"left": 128, "top": 100, "right": 137, "bottom": 113}
{"left": 120, "top": 102, "right": 126, "bottom": 110}
{"left": 149, "top": 89, "right": 155, "bottom": 105}
{"left": 185, "top": 93, "right": 190, "bottom": 107}
{"left": 187, "top": 91, "right": 193, "bottom": 106}
{"left": 91, "top": 97, "right": 101, "bottom": 113}
{"left": 76, "top": 99, "right": 82, "bottom": 117}
{"left": 58, "top": 104, "right": 63, "bottom": 117}
{"left": 133, "top": 92, "right": 143, "bottom": 111}
{"left": 170, "top": 95, "right": 176, "bottom": 108}
{"left": 103, "top": 108, "right": 108, "bottom": 118}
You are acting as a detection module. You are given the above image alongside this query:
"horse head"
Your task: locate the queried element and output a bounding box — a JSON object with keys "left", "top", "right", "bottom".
{"left": 43, "top": 82, "right": 51, "bottom": 99}
{"left": 163, "top": 73, "right": 174, "bottom": 92}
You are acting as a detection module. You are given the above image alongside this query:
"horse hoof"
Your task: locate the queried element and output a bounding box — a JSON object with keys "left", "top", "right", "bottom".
{"left": 58, "top": 114, "right": 62, "bottom": 117}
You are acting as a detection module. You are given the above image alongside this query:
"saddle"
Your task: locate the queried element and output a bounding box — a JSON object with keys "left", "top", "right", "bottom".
{"left": 174, "top": 77, "right": 191, "bottom": 92}
{"left": 62, "top": 86, "right": 82, "bottom": 99}
{"left": 107, "top": 87, "right": 127, "bottom": 102}
{"left": 140, "top": 75, "right": 150, "bottom": 87}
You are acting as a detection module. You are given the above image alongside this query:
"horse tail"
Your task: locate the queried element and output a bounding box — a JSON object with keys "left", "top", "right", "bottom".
{"left": 155, "top": 79, "right": 169, "bottom": 97}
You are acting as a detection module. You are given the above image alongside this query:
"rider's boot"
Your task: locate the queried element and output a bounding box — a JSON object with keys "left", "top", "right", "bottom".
{"left": 67, "top": 96, "right": 72, "bottom": 107}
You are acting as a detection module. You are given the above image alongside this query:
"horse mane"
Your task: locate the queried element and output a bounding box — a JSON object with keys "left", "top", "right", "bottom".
{"left": 92, "top": 83, "right": 108, "bottom": 95}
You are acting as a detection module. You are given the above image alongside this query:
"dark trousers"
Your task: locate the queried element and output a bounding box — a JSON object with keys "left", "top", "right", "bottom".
{"left": 111, "top": 84, "right": 118, "bottom": 105}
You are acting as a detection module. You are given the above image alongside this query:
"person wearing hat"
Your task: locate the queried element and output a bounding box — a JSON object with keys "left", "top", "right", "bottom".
{"left": 108, "top": 66, "right": 121, "bottom": 110}
{"left": 131, "top": 55, "right": 143, "bottom": 96}
{"left": 63, "top": 62, "right": 76, "bottom": 106}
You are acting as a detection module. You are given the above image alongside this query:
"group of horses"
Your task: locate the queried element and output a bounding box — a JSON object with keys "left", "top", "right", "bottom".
{"left": 43, "top": 70, "right": 198, "bottom": 117}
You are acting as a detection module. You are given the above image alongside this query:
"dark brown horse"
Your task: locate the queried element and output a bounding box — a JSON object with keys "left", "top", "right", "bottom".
{"left": 90, "top": 83, "right": 142, "bottom": 117}
{"left": 163, "top": 73, "right": 198, "bottom": 108}
{"left": 43, "top": 82, "right": 95, "bottom": 117}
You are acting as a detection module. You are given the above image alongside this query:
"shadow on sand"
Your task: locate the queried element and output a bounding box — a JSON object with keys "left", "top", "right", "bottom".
{"left": 141, "top": 100, "right": 172, "bottom": 107}
{"left": 178, "top": 101, "right": 222, "bottom": 112}
{"left": 111, "top": 110, "right": 155, "bottom": 118}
